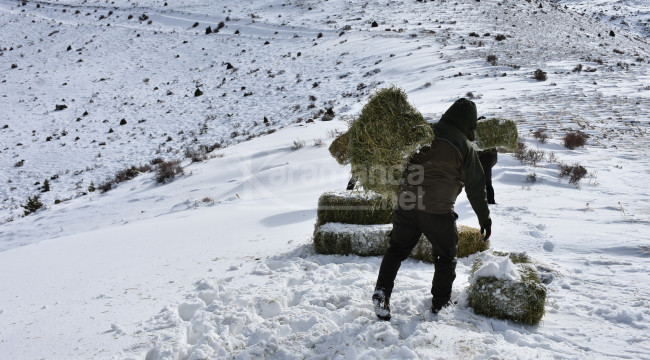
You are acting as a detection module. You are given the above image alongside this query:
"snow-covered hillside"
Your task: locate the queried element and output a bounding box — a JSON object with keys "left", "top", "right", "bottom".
{"left": 553, "top": 0, "right": 650, "bottom": 38}
{"left": 1, "top": 0, "right": 649, "bottom": 359}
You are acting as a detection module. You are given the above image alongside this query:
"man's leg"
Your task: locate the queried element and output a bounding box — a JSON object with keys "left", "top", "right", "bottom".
{"left": 375, "top": 208, "right": 422, "bottom": 298}
{"left": 418, "top": 211, "right": 459, "bottom": 310}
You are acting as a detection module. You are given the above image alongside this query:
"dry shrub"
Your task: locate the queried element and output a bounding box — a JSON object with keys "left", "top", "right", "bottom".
{"left": 514, "top": 142, "right": 545, "bottom": 166}
{"left": 347, "top": 86, "right": 433, "bottom": 195}
{"left": 532, "top": 128, "right": 549, "bottom": 144}
{"left": 99, "top": 165, "right": 150, "bottom": 193}
{"left": 185, "top": 147, "right": 208, "bottom": 163}
{"left": 563, "top": 130, "right": 587, "bottom": 149}
{"left": 560, "top": 163, "right": 587, "bottom": 185}
{"left": 114, "top": 166, "right": 140, "bottom": 183}
{"left": 290, "top": 139, "right": 305, "bottom": 150}
{"left": 533, "top": 69, "right": 547, "bottom": 81}
{"left": 526, "top": 173, "right": 537, "bottom": 183}
{"left": 155, "top": 160, "right": 184, "bottom": 183}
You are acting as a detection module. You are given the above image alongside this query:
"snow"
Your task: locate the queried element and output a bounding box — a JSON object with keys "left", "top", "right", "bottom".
{"left": 470, "top": 253, "right": 522, "bottom": 284}
{"left": 1, "top": 0, "right": 650, "bottom": 359}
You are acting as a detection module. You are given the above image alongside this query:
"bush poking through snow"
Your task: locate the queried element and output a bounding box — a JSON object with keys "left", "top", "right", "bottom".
{"left": 185, "top": 147, "right": 208, "bottom": 163}
{"left": 22, "top": 195, "right": 44, "bottom": 216}
{"left": 533, "top": 128, "right": 549, "bottom": 143}
{"left": 563, "top": 130, "right": 587, "bottom": 149}
{"left": 346, "top": 86, "right": 434, "bottom": 195}
{"left": 468, "top": 252, "right": 546, "bottom": 325}
{"left": 526, "top": 173, "right": 537, "bottom": 183}
{"left": 475, "top": 118, "right": 518, "bottom": 151}
{"left": 328, "top": 132, "right": 349, "bottom": 165}
{"left": 155, "top": 160, "right": 184, "bottom": 183}
{"left": 114, "top": 166, "right": 140, "bottom": 183}
{"left": 514, "top": 143, "right": 545, "bottom": 166}
{"left": 533, "top": 69, "right": 548, "bottom": 81}
{"left": 560, "top": 163, "right": 587, "bottom": 186}
{"left": 290, "top": 139, "right": 305, "bottom": 150}
{"left": 98, "top": 165, "right": 149, "bottom": 193}
{"left": 316, "top": 191, "right": 393, "bottom": 227}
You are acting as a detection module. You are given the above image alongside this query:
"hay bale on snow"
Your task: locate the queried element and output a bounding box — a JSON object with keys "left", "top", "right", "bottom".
{"left": 475, "top": 118, "right": 518, "bottom": 152}
{"left": 313, "top": 223, "right": 487, "bottom": 260}
{"left": 313, "top": 223, "right": 391, "bottom": 256}
{"left": 412, "top": 225, "right": 488, "bottom": 261}
{"left": 347, "top": 86, "right": 434, "bottom": 195}
{"left": 316, "top": 190, "right": 393, "bottom": 226}
{"left": 468, "top": 251, "right": 546, "bottom": 325}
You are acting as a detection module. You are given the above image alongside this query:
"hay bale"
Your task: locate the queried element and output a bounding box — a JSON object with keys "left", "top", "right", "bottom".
{"left": 329, "top": 132, "right": 350, "bottom": 165}
{"left": 313, "top": 223, "right": 391, "bottom": 256}
{"left": 467, "top": 252, "right": 546, "bottom": 325}
{"left": 314, "top": 222, "right": 487, "bottom": 260}
{"left": 475, "top": 118, "right": 518, "bottom": 152}
{"left": 458, "top": 226, "right": 489, "bottom": 258}
{"left": 411, "top": 225, "right": 488, "bottom": 262}
{"left": 316, "top": 191, "right": 393, "bottom": 226}
{"left": 347, "top": 86, "right": 434, "bottom": 195}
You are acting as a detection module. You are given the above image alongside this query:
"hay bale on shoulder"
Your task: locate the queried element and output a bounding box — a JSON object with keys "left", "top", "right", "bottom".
{"left": 467, "top": 252, "right": 546, "bottom": 325}
{"left": 316, "top": 191, "right": 393, "bottom": 226}
{"left": 475, "top": 118, "right": 518, "bottom": 152}
{"left": 347, "top": 86, "right": 434, "bottom": 195}
{"left": 329, "top": 132, "right": 350, "bottom": 165}
{"left": 313, "top": 223, "right": 391, "bottom": 256}
{"left": 411, "top": 225, "right": 488, "bottom": 262}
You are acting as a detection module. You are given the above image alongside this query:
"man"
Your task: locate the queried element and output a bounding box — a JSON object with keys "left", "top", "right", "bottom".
{"left": 372, "top": 98, "right": 492, "bottom": 321}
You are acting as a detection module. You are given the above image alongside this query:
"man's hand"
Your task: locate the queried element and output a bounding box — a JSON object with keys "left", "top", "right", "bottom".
{"left": 481, "top": 225, "right": 491, "bottom": 241}
{"left": 480, "top": 219, "right": 492, "bottom": 241}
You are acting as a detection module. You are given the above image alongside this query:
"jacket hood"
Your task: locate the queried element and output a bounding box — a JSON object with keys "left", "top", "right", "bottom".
{"left": 438, "top": 98, "right": 478, "bottom": 141}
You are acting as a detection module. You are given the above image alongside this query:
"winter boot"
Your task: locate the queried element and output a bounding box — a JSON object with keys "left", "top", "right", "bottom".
{"left": 431, "top": 299, "right": 456, "bottom": 315}
{"left": 372, "top": 288, "right": 391, "bottom": 321}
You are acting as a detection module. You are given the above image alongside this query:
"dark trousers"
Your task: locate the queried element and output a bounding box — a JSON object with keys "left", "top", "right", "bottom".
{"left": 375, "top": 208, "right": 459, "bottom": 306}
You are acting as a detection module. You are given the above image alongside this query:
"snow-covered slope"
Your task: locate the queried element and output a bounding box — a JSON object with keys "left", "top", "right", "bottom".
{"left": 1, "top": 0, "right": 649, "bottom": 359}
{"left": 553, "top": 0, "right": 650, "bottom": 38}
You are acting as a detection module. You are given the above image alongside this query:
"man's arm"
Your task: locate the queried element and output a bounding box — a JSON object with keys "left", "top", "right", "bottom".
{"left": 464, "top": 146, "right": 491, "bottom": 228}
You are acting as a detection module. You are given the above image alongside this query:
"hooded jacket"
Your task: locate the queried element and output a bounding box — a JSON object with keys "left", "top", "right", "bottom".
{"left": 397, "top": 98, "right": 491, "bottom": 227}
